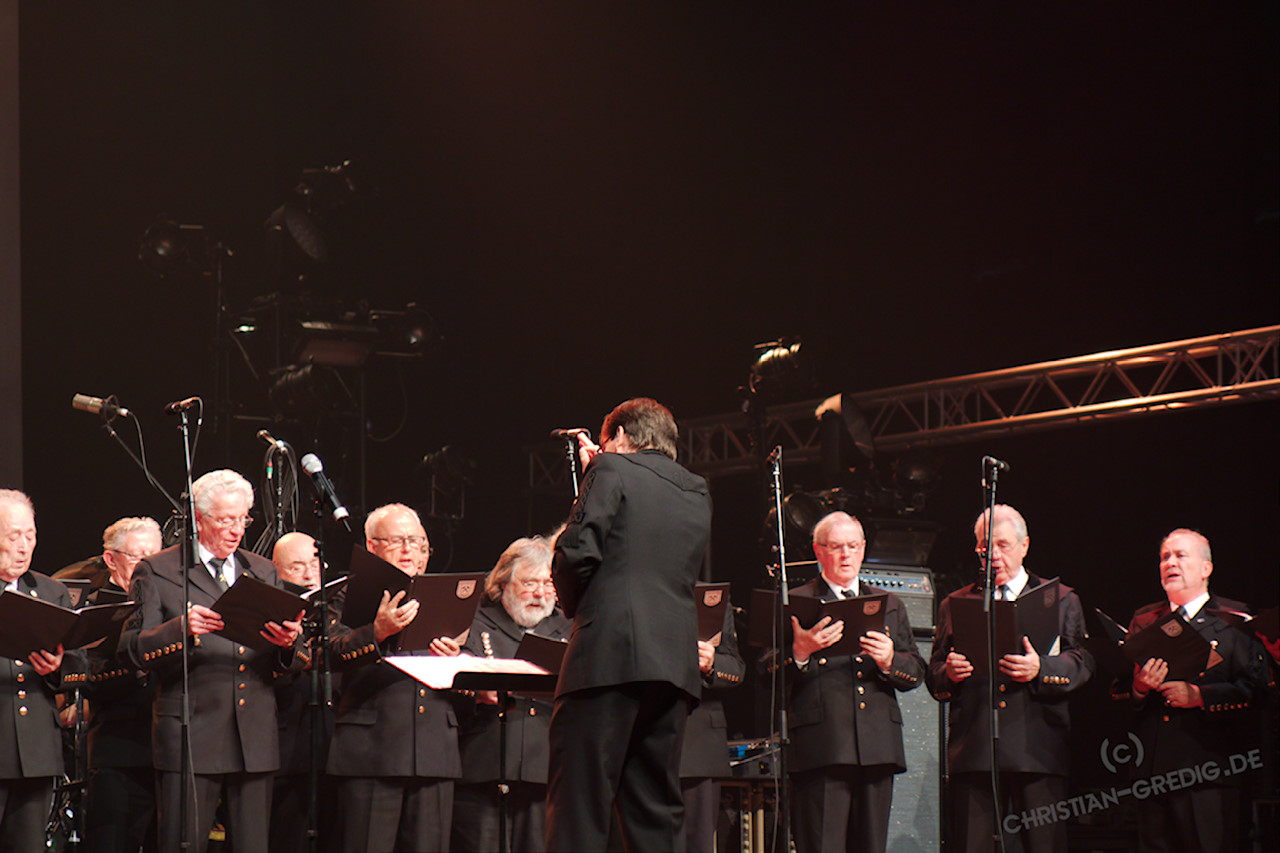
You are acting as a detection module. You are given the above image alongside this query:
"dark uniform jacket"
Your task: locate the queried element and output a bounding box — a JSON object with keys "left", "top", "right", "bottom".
{"left": 553, "top": 449, "right": 713, "bottom": 700}
{"left": 324, "top": 586, "right": 461, "bottom": 779}
{"left": 680, "top": 601, "right": 745, "bottom": 779}
{"left": 0, "top": 570, "right": 77, "bottom": 779}
{"left": 84, "top": 581, "right": 155, "bottom": 769}
{"left": 927, "top": 572, "right": 1094, "bottom": 775}
{"left": 785, "top": 579, "right": 925, "bottom": 774}
{"left": 1124, "top": 594, "right": 1268, "bottom": 778}
{"left": 119, "top": 545, "right": 298, "bottom": 774}
{"left": 457, "top": 599, "right": 571, "bottom": 784}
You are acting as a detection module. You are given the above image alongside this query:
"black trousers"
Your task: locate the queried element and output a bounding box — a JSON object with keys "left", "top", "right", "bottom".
{"left": 85, "top": 766, "right": 158, "bottom": 853}
{"left": 790, "top": 765, "right": 895, "bottom": 853}
{"left": 681, "top": 777, "right": 721, "bottom": 853}
{"left": 1136, "top": 784, "right": 1239, "bottom": 853}
{"left": 546, "top": 682, "right": 691, "bottom": 853}
{"left": 336, "top": 775, "right": 452, "bottom": 853}
{"left": 0, "top": 776, "right": 54, "bottom": 853}
{"left": 158, "top": 769, "right": 273, "bottom": 853}
{"left": 950, "top": 771, "right": 1067, "bottom": 853}
{"left": 452, "top": 781, "right": 548, "bottom": 852}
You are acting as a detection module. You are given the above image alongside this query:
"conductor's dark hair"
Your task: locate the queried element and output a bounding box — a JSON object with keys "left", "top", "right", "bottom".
{"left": 601, "top": 397, "right": 679, "bottom": 460}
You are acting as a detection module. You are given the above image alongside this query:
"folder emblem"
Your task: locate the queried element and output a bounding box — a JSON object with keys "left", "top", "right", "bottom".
{"left": 455, "top": 579, "right": 478, "bottom": 599}
{"left": 1161, "top": 621, "right": 1183, "bottom": 638}
{"left": 703, "top": 589, "right": 723, "bottom": 607}
{"left": 863, "top": 599, "right": 881, "bottom": 616}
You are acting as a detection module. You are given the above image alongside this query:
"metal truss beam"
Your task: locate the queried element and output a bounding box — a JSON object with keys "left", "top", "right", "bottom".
{"left": 528, "top": 325, "right": 1280, "bottom": 487}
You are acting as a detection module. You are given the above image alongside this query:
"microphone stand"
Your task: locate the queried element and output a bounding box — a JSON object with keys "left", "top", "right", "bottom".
{"left": 176, "top": 408, "right": 199, "bottom": 851}
{"left": 980, "top": 457, "right": 1005, "bottom": 853}
{"left": 766, "top": 446, "right": 791, "bottom": 853}
{"left": 306, "top": 486, "right": 336, "bottom": 853}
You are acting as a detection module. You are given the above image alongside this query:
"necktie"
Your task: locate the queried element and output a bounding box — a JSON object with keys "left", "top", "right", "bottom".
{"left": 209, "top": 557, "right": 229, "bottom": 592}
{"left": 997, "top": 584, "right": 1010, "bottom": 601}
{"left": 1176, "top": 605, "right": 1190, "bottom": 621}
{"left": 841, "top": 588, "right": 856, "bottom": 599}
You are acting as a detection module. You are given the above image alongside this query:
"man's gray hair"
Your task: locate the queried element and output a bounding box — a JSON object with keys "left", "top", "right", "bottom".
{"left": 102, "top": 516, "right": 163, "bottom": 551}
{"left": 812, "top": 511, "right": 864, "bottom": 545}
{"left": 1163, "top": 528, "right": 1212, "bottom": 562}
{"left": 192, "top": 470, "right": 254, "bottom": 515}
{"left": 484, "top": 536, "right": 554, "bottom": 602}
{"left": 974, "top": 504, "right": 1028, "bottom": 542}
{"left": 364, "top": 503, "right": 424, "bottom": 538}
{"left": 0, "top": 489, "right": 34, "bottom": 516}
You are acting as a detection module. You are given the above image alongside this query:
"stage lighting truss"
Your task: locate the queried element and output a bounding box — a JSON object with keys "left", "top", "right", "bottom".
{"left": 527, "top": 325, "right": 1280, "bottom": 488}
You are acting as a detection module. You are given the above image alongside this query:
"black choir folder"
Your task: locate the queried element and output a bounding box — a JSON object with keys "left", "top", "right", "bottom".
{"left": 1122, "top": 610, "right": 1216, "bottom": 682}
{"left": 341, "top": 546, "right": 485, "bottom": 652}
{"left": 0, "top": 588, "right": 138, "bottom": 660}
{"left": 746, "top": 587, "right": 888, "bottom": 657}
{"left": 515, "top": 630, "right": 568, "bottom": 673}
{"left": 209, "top": 575, "right": 310, "bottom": 653}
{"left": 696, "top": 582, "right": 730, "bottom": 644}
{"left": 950, "top": 577, "right": 1061, "bottom": 676}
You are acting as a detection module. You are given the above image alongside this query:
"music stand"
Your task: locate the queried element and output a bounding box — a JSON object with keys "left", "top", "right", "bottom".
{"left": 384, "top": 656, "right": 557, "bottom": 853}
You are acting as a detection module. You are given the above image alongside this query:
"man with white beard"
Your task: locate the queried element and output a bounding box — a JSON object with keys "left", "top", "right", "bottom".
{"left": 452, "top": 535, "right": 571, "bottom": 852}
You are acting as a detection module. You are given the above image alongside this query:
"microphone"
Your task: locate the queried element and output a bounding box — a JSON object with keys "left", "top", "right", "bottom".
{"left": 163, "top": 396, "right": 200, "bottom": 415}
{"left": 256, "top": 429, "right": 287, "bottom": 451}
{"left": 72, "top": 393, "right": 130, "bottom": 420}
{"left": 300, "top": 453, "right": 352, "bottom": 530}
{"left": 550, "top": 427, "right": 590, "bottom": 439}
{"left": 982, "top": 455, "right": 1011, "bottom": 472}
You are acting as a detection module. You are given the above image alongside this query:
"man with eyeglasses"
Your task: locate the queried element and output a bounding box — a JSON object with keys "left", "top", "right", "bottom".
{"left": 79, "top": 516, "right": 163, "bottom": 853}
{"left": 926, "top": 504, "right": 1093, "bottom": 853}
{"left": 782, "top": 510, "right": 926, "bottom": 853}
{"left": 0, "top": 489, "right": 79, "bottom": 852}
{"left": 326, "top": 502, "right": 463, "bottom": 853}
{"left": 120, "top": 469, "right": 304, "bottom": 853}
{"left": 452, "top": 534, "right": 570, "bottom": 852}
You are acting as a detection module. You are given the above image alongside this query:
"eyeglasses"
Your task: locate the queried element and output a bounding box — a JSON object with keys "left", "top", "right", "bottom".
{"left": 370, "top": 535, "right": 431, "bottom": 553}
{"left": 208, "top": 515, "right": 253, "bottom": 530}
{"left": 516, "top": 579, "right": 556, "bottom": 591}
{"left": 109, "top": 549, "right": 151, "bottom": 563}
{"left": 817, "top": 541, "right": 865, "bottom": 553}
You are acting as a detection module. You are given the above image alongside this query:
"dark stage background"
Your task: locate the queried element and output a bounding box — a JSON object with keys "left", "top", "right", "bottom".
{"left": 14, "top": 3, "right": 1279, "bottom": 778}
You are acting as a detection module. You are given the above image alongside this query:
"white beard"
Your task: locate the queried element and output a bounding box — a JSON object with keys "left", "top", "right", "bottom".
{"left": 503, "top": 584, "right": 555, "bottom": 629}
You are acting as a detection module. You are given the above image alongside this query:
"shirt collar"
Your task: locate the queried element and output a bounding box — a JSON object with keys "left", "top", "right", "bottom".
{"left": 1001, "top": 567, "right": 1029, "bottom": 599}
{"left": 822, "top": 575, "right": 859, "bottom": 598}
{"left": 197, "top": 542, "right": 235, "bottom": 572}
{"left": 1175, "top": 591, "right": 1210, "bottom": 619}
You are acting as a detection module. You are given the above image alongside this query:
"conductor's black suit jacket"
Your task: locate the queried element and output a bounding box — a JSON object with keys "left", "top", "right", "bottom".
{"left": 926, "top": 572, "right": 1094, "bottom": 776}
{"left": 120, "top": 545, "right": 297, "bottom": 774}
{"left": 785, "top": 579, "right": 925, "bottom": 774}
{"left": 553, "top": 449, "right": 713, "bottom": 700}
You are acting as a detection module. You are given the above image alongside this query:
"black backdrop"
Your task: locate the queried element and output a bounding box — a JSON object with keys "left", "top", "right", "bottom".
{"left": 17, "top": 4, "right": 1279, "bottom": 755}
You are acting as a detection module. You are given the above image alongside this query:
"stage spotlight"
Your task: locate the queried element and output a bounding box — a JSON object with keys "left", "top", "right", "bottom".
{"left": 418, "top": 445, "right": 476, "bottom": 492}
{"left": 749, "top": 338, "right": 818, "bottom": 400}
{"left": 265, "top": 203, "right": 327, "bottom": 264}
{"left": 138, "top": 220, "right": 212, "bottom": 279}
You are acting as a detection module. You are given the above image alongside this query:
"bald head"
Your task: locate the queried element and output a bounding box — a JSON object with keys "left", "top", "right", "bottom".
{"left": 273, "top": 532, "right": 320, "bottom": 590}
